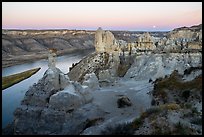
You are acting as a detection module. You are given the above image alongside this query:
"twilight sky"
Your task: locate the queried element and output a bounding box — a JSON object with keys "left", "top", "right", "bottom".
{"left": 2, "top": 2, "right": 202, "bottom": 31}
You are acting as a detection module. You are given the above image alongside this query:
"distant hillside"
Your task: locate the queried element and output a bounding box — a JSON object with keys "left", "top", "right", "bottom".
{"left": 167, "top": 24, "right": 202, "bottom": 40}
{"left": 2, "top": 30, "right": 95, "bottom": 56}
{"left": 172, "top": 24, "right": 202, "bottom": 32}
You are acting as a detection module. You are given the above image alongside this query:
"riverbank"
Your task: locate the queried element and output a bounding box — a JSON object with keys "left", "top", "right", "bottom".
{"left": 2, "top": 48, "right": 95, "bottom": 68}
{"left": 2, "top": 68, "right": 41, "bottom": 90}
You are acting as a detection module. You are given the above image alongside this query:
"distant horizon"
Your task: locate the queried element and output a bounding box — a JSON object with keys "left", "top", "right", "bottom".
{"left": 2, "top": 23, "right": 202, "bottom": 32}
{"left": 3, "top": 2, "right": 202, "bottom": 31}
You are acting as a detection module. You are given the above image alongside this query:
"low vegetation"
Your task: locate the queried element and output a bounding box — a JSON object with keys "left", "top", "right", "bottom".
{"left": 153, "top": 70, "right": 202, "bottom": 103}
{"left": 2, "top": 68, "right": 41, "bottom": 90}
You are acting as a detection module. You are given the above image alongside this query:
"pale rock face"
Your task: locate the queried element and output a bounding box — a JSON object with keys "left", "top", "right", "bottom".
{"left": 155, "top": 25, "right": 202, "bottom": 52}
{"left": 98, "top": 69, "right": 113, "bottom": 83}
{"left": 82, "top": 72, "right": 100, "bottom": 90}
{"left": 139, "top": 32, "right": 152, "bottom": 42}
{"left": 168, "top": 30, "right": 197, "bottom": 40}
{"left": 136, "top": 32, "right": 156, "bottom": 50}
{"left": 21, "top": 67, "right": 70, "bottom": 107}
{"left": 198, "top": 30, "right": 202, "bottom": 41}
{"left": 43, "top": 67, "right": 70, "bottom": 91}
{"left": 94, "top": 27, "right": 116, "bottom": 53}
{"left": 187, "top": 42, "right": 202, "bottom": 50}
{"left": 68, "top": 52, "right": 116, "bottom": 82}
{"left": 49, "top": 84, "right": 85, "bottom": 111}
{"left": 48, "top": 50, "right": 57, "bottom": 69}
{"left": 164, "top": 27, "right": 202, "bottom": 51}
{"left": 125, "top": 53, "right": 202, "bottom": 81}
{"left": 95, "top": 27, "right": 105, "bottom": 52}
{"left": 108, "top": 52, "right": 120, "bottom": 77}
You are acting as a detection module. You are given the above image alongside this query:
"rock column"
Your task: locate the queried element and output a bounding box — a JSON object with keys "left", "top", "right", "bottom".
{"left": 48, "top": 48, "right": 57, "bottom": 69}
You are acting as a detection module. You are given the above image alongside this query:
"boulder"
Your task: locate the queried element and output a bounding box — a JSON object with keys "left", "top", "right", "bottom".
{"left": 117, "top": 96, "right": 132, "bottom": 108}
{"left": 49, "top": 84, "right": 85, "bottom": 111}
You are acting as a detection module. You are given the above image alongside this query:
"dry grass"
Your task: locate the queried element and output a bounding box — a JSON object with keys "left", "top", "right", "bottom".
{"left": 153, "top": 70, "right": 202, "bottom": 98}
{"left": 160, "top": 103, "right": 180, "bottom": 110}
{"left": 2, "top": 68, "right": 41, "bottom": 90}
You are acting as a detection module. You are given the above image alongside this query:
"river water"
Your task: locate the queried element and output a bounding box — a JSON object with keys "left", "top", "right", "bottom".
{"left": 2, "top": 50, "right": 93, "bottom": 128}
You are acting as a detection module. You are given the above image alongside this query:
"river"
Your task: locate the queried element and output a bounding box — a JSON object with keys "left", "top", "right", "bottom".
{"left": 2, "top": 50, "right": 93, "bottom": 128}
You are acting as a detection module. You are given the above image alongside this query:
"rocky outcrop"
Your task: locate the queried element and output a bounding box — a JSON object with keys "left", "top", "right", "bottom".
{"left": 68, "top": 52, "right": 120, "bottom": 85}
{"left": 156, "top": 24, "right": 202, "bottom": 52}
{"left": 94, "top": 28, "right": 156, "bottom": 53}
{"left": 125, "top": 53, "right": 202, "bottom": 81}
{"left": 48, "top": 48, "right": 57, "bottom": 69}
{"left": 167, "top": 24, "right": 202, "bottom": 40}
{"left": 135, "top": 32, "right": 156, "bottom": 50}
{"left": 94, "top": 27, "right": 117, "bottom": 53}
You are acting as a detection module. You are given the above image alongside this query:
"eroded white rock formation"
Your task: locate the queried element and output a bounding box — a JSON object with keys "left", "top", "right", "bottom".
{"left": 95, "top": 27, "right": 116, "bottom": 53}
{"left": 48, "top": 48, "right": 57, "bottom": 69}
{"left": 125, "top": 53, "right": 202, "bottom": 81}
{"left": 82, "top": 72, "right": 100, "bottom": 90}
{"left": 135, "top": 32, "right": 156, "bottom": 50}
{"left": 95, "top": 27, "right": 157, "bottom": 54}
